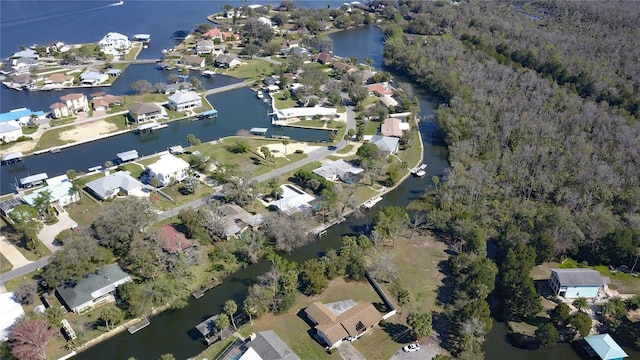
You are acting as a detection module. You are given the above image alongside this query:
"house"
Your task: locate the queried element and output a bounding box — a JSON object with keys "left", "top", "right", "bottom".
{"left": 291, "top": 47, "right": 310, "bottom": 57}
{"left": 314, "top": 52, "right": 334, "bottom": 65}
{"left": 23, "top": 180, "right": 79, "bottom": 207}
{"left": 583, "top": 334, "right": 628, "bottom": 360}
{"left": 85, "top": 171, "right": 144, "bottom": 200}
{"left": 238, "top": 330, "right": 301, "bottom": 360}
{"left": 60, "top": 93, "right": 89, "bottom": 114}
{"left": 268, "top": 184, "right": 316, "bottom": 214}
{"left": 202, "top": 27, "right": 234, "bottom": 41}
{"left": 80, "top": 70, "right": 109, "bottom": 85}
{"left": 11, "top": 57, "right": 40, "bottom": 71}
{"left": 273, "top": 107, "right": 337, "bottom": 121}
{"left": 215, "top": 203, "right": 264, "bottom": 238}
{"left": 380, "top": 118, "right": 409, "bottom": 138}
{"left": 366, "top": 83, "right": 394, "bottom": 96}
{"left": 181, "top": 55, "right": 206, "bottom": 68}
{"left": 380, "top": 95, "right": 398, "bottom": 108}
{"left": 56, "top": 263, "right": 132, "bottom": 313}
{"left": 0, "top": 121, "right": 23, "bottom": 142}
{"left": 549, "top": 268, "right": 608, "bottom": 298}
{"left": 147, "top": 154, "right": 190, "bottom": 186}
{"left": 0, "top": 292, "right": 25, "bottom": 342}
{"left": 0, "top": 108, "right": 35, "bottom": 125}
{"left": 168, "top": 91, "right": 202, "bottom": 111}
{"left": 10, "top": 73, "right": 32, "bottom": 88}
{"left": 313, "top": 160, "right": 364, "bottom": 184}
{"left": 305, "top": 299, "right": 382, "bottom": 348}
{"left": 332, "top": 61, "right": 356, "bottom": 73}
{"left": 92, "top": 94, "right": 122, "bottom": 111}
{"left": 214, "top": 54, "right": 241, "bottom": 68}
{"left": 369, "top": 135, "right": 400, "bottom": 156}
{"left": 20, "top": 173, "right": 48, "bottom": 188}
{"left": 52, "top": 41, "right": 70, "bottom": 53}
{"left": 47, "top": 73, "right": 74, "bottom": 87}
{"left": 163, "top": 81, "right": 194, "bottom": 94}
{"left": 98, "top": 32, "right": 131, "bottom": 56}
{"left": 11, "top": 49, "right": 38, "bottom": 59}
{"left": 160, "top": 225, "right": 192, "bottom": 254}
{"left": 129, "top": 102, "right": 165, "bottom": 123}
{"left": 195, "top": 40, "right": 214, "bottom": 55}
{"left": 50, "top": 102, "right": 69, "bottom": 118}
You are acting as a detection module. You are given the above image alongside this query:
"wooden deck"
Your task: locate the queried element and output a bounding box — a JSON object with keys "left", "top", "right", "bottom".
{"left": 192, "top": 278, "right": 222, "bottom": 299}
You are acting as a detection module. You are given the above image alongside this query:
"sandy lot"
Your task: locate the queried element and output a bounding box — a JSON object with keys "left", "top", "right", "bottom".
{"left": 59, "top": 120, "right": 118, "bottom": 142}
{"left": 259, "top": 142, "right": 322, "bottom": 158}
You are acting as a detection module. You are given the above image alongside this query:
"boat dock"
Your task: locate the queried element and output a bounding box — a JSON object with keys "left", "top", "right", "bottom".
{"left": 137, "top": 122, "right": 168, "bottom": 133}
{"left": 362, "top": 196, "right": 383, "bottom": 210}
{"left": 127, "top": 317, "right": 150, "bottom": 334}
{"left": 2, "top": 152, "right": 24, "bottom": 164}
{"left": 192, "top": 278, "right": 221, "bottom": 299}
{"left": 198, "top": 109, "right": 218, "bottom": 119}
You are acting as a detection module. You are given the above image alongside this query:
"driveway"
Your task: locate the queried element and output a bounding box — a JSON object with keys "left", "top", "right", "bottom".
{"left": 38, "top": 211, "right": 77, "bottom": 253}
{"left": 337, "top": 341, "right": 366, "bottom": 360}
{"left": 389, "top": 340, "right": 442, "bottom": 360}
{"left": 0, "top": 236, "right": 32, "bottom": 268}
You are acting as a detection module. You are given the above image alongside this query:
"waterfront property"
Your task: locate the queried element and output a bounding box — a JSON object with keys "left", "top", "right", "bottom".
{"left": 46, "top": 73, "right": 74, "bottom": 88}
{"left": 85, "top": 171, "right": 144, "bottom": 200}
{"left": 128, "top": 103, "right": 166, "bottom": 123}
{"left": 147, "top": 154, "right": 190, "bottom": 187}
{"left": 56, "top": 263, "right": 132, "bottom": 313}
{"left": 117, "top": 150, "right": 139, "bottom": 163}
{"left": 167, "top": 91, "right": 202, "bottom": 111}
{"left": 312, "top": 159, "right": 364, "bottom": 184}
{"left": 51, "top": 93, "right": 89, "bottom": 118}
{"left": 272, "top": 107, "right": 337, "bottom": 122}
{"left": 215, "top": 203, "right": 265, "bottom": 239}
{"left": 92, "top": 94, "right": 122, "bottom": 111}
{"left": 98, "top": 32, "right": 131, "bottom": 56}
{"left": 23, "top": 177, "right": 79, "bottom": 208}
{"left": 268, "top": 184, "right": 316, "bottom": 214}
{"left": 160, "top": 225, "right": 192, "bottom": 254}
{"left": 195, "top": 40, "right": 214, "bottom": 55}
{"left": 305, "top": 299, "right": 382, "bottom": 349}
{"left": 214, "top": 54, "right": 241, "bottom": 69}
{"left": 0, "top": 292, "right": 25, "bottom": 342}
{"left": 0, "top": 121, "right": 22, "bottom": 142}
{"left": 583, "top": 334, "right": 628, "bottom": 360}
{"left": 380, "top": 117, "right": 409, "bottom": 138}
{"left": 369, "top": 135, "right": 400, "bottom": 157}
{"left": 238, "top": 330, "right": 302, "bottom": 360}
{"left": 549, "top": 268, "right": 608, "bottom": 298}
{"left": 80, "top": 70, "right": 109, "bottom": 85}
{"left": 0, "top": 108, "right": 37, "bottom": 124}
{"left": 20, "top": 172, "right": 48, "bottom": 188}
{"left": 181, "top": 55, "right": 206, "bottom": 68}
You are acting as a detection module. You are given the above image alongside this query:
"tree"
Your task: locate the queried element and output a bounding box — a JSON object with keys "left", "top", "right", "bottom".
{"left": 14, "top": 282, "right": 37, "bottom": 305}
{"left": 223, "top": 300, "right": 238, "bottom": 330}
{"left": 282, "top": 138, "right": 290, "bottom": 155}
{"left": 260, "top": 146, "right": 273, "bottom": 166}
{"left": 300, "top": 258, "right": 328, "bottom": 295}
{"left": 601, "top": 296, "right": 627, "bottom": 319}
{"left": 32, "top": 189, "right": 53, "bottom": 220}
{"left": 167, "top": 73, "right": 180, "bottom": 84}
{"left": 100, "top": 307, "right": 123, "bottom": 331}
{"left": 45, "top": 306, "right": 64, "bottom": 327}
{"left": 191, "top": 77, "right": 202, "bottom": 91}
{"left": 186, "top": 134, "right": 201, "bottom": 147}
{"left": 130, "top": 79, "right": 152, "bottom": 94}
{"left": 407, "top": 311, "right": 432, "bottom": 339}
{"left": 570, "top": 312, "right": 592, "bottom": 338}
{"left": 214, "top": 312, "right": 230, "bottom": 332}
{"left": 356, "top": 142, "right": 383, "bottom": 170}
{"left": 572, "top": 297, "right": 590, "bottom": 313}
{"left": 243, "top": 297, "right": 258, "bottom": 325}
{"left": 373, "top": 206, "right": 409, "bottom": 246}
{"left": 159, "top": 354, "right": 175, "bottom": 360}
{"left": 8, "top": 318, "right": 56, "bottom": 360}
{"left": 549, "top": 302, "right": 571, "bottom": 328}
{"left": 535, "top": 322, "right": 559, "bottom": 346}
{"left": 396, "top": 288, "right": 411, "bottom": 314}
{"left": 93, "top": 197, "right": 156, "bottom": 256}
{"left": 9, "top": 204, "right": 43, "bottom": 250}
{"left": 42, "top": 235, "right": 113, "bottom": 288}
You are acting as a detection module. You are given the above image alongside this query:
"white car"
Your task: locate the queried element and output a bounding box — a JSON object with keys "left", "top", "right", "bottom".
{"left": 402, "top": 343, "right": 420, "bottom": 352}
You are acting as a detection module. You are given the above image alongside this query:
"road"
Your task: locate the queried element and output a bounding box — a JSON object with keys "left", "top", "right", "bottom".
{"left": 0, "top": 257, "right": 50, "bottom": 285}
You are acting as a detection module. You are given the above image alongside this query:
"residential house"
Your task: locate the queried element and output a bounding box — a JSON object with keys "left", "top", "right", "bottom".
{"left": 0, "top": 121, "right": 22, "bottom": 142}
{"left": 50, "top": 102, "right": 69, "bottom": 118}
{"left": 162, "top": 82, "right": 194, "bottom": 95}
{"left": 215, "top": 203, "right": 264, "bottom": 239}
{"left": 214, "top": 54, "right": 241, "bottom": 68}
{"left": 366, "top": 83, "right": 394, "bottom": 96}
{"left": 313, "top": 52, "right": 334, "bottom": 65}
{"left": 195, "top": 40, "right": 214, "bottom": 55}
{"left": 237, "top": 330, "right": 301, "bottom": 360}
{"left": 9, "top": 74, "right": 32, "bottom": 88}
{"left": 23, "top": 178, "right": 79, "bottom": 208}
{"left": 46, "top": 73, "right": 74, "bottom": 88}
{"left": 312, "top": 160, "right": 364, "bottom": 184}
{"left": 369, "top": 135, "right": 400, "bottom": 157}
{"left": 202, "top": 27, "right": 234, "bottom": 41}
{"left": 160, "top": 225, "right": 192, "bottom": 254}
{"left": 10, "top": 49, "right": 38, "bottom": 60}
{"left": 380, "top": 118, "right": 409, "bottom": 138}
{"left": 0, "top": 108, "right": 36, "bottom": 125}
{"left": 60, "top": 93, "right": 89, "bottom": 114}
{"left": 268, "top": 184, "right": 316, "bottom": 214}
{"left": 147, "top": 154, "right": 190, "bottom": 186}
{"left": 359, "top": 69, "right": 375, "bottom": 83}
{"left": 549, "top": 268, "right": 607, "bottom": 298}
{"left": 92, "top": 94, "right": 122, "bottom": 111}
{"left": 291, "top": 47, "right": 310, "bottom": 57}
{"left": 128, "top": 102, "right": 165, "bottom": 123}
{"left": 80, "top": 71, "right": 109, "bottom": 85}
{"left": 51, "top": 42, "right": 70, "bottom": 53}
{"left": 168, "top": 91, "right": 202, "bottom": 111}
{"left": 0, "top": 292, "right": 25, "bottom": 342}
{"left": 305, "top": 300, "right": 382, "bottom": 349}
{"left": 85, "top": 171, "right": 144, "bottom": 200}
{"left": 181, "top": 55, "right": 206, "bottom": 68}
{"left": 583, "top": 334, "right": 628, "bottom": 360}
{"left": 98, "top": 32, "right": 131, "bottom": 56}
{"left": 56, "top": 263, "right": 132, "bottom": 313}
{"left": 332, "top": 61, "right": 356, "bottom": 73}
{"left": 379, "top": 95, "right": 398, "bottom": 108}
{"left": 12, "top": 58, "right": 40, "bottom": 71}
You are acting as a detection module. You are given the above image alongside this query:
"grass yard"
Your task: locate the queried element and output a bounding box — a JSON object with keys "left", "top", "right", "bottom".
{"left": 117, "top": 163, "right": 145, "bottom": 179}
{"left": 104, "top": 114, "right": 129, "bottom": 131}
{"left": 151, "top": 183, "right": 212, "bottom": 211}
{"left": 138, "top": 155, "right": 161, "bottom": 167}
{"left": 193, "top": 339, "right": 235, "bottom": 360}
{"left": 1, "top": 252, "right": 13, "bottom": 273}
{"left": 396, "top": 128, "right": 423, "bottom": 168}
{"left": 337, "top": 144, "right": 354, "bottom": 154}
{"left": 33, "top": 127, "right": 74, "bottom": 151}
{"left": 12, "top": 239, "right": 52, "bottom": 261}
{"left": 49, "top": 117, "right": 77, "bottom": 127}
{"left": 364, "top": 119, "right": 380, "bottom": 136}
{"left": 66, "top": 194, "right": 103, "bottom": 228}
{"left": 22, "top": 125, "right": 39, "bottom": 135}
{"left": 361, "top": 96, "right": 381, "bottom": 107}
{"left": 222, "top": 59, "right": 276, "bottom": 80}
{"left": 273, "top": 93, "right": 297, "bottom": 109}
{"left": 354, "top": 185, "right": 380, "bottom": 204}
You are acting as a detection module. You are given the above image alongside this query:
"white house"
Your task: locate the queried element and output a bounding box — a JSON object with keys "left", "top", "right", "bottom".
{"left": 129, "top": 103, "right": 166, "bottom": 123}
{"left": 23, "top": 180, "right": 79, "bottom": 207}
{"left": 195, "top": 40, "right": 214, "bottom": 55}
{"left": 0, "top": 121, "right": 23, "bottom": 142}
{"left": 147, "top": 154, "right": 190, "bottom": 186}
{"left": 85, "top": 171, "right": 144, "bottom": 200}
{"left": 0, "top": 292, "right": 25, "bottom": 341}
{"left": 549, "top": 268, "right": 607, "bottom": 298}
{"left": 369, "top": 135, "right": 400, "bottom": 157}
{"left": 80, "top": 71, "right": 109, "bottom": 85}
{"left": 98, "top": 32, "right": 131, "bottom": 56}
{"left": 268, "top": 184, "right": 316, "bottom": 214}
{"left": 60, "top": 93, "right": 89, "bottom": 114}
{"left": 313, "top": 160, "right": 364, "bottom": 184}
{"left": 168, "top": 91, "right": 202, "bottom": 111}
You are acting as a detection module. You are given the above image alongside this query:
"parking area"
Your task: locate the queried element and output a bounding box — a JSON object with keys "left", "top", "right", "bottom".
{"left": 389, "top": 341, "right": 442, "bottom": 360}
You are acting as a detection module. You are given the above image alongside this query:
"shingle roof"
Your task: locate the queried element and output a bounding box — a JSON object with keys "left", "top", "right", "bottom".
{"left": 168, "top": 91, "right": 200, "bottom": 104}
{"left": 370, "top": 135, "right": 399, "bottom": 153}
{"left": 129, "top": 102, "right": 162, "bottom": 116}
{"left": 306, "top": 300, "right": 381, "bottom": 346}
{"left": 85, "top": 171, "right": 142, "bottom": 199}
{"left": 56, "top": 263, "right": 131, "bottom": 311}
{"left": 249, "top": 330, "right": 301, "bottom": 360}
{"left": 552, "top": 268, "right": 604, "bottom": 287}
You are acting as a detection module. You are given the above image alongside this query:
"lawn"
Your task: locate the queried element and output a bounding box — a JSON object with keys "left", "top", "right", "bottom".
{"left": 364, "top": 119, "right": 380, "bottom": 135}
{"left": 1, "top": 252, "right": 13, "bottom": 273}
{"left": 396, "top": 128, "right": 423, "bottom": 169}
{"left": 13, "top": 238, "right": 52, "bottom": 261}
{"left": 222, "top": 58, "right": 276, "bottom": 80}
{"left": 288, "top": 119, "right": 345, "bottom": 130}
{"left": 107, "top": 93, "right": 169, "bottom": 113}
{"left": 337, "top": 144, "right": 354, "bottom": 154}
{"left": 66, "top": 193, "right": 104, "bottom": 228}
{"left": 104, "top": 114, "right": 129, "bottom": 131}
{"left": 33, "top": 127, "right": 74, "bottom": 151}
{"left": 138, "top": 155, "right": 161, "bottom": 167}
{"left": 117, "top": 163, "right": 144, "bottom": 179}
{"left": 49, "top": 117, "right": 77, "bottom": 127}
{"left": 273, "top": 93, "right": 297, "bottom": 109}
{"left": 193, "top": 339, "right": 235, "bottom": 360}
{"left": 361, "top": 96, "right": 381, "bottom": 107}
{"left": 22, "top": 125, "right": 39, "bottom": 135}
{"left": 150, "top": 183, "right": 212, "bottom": 211}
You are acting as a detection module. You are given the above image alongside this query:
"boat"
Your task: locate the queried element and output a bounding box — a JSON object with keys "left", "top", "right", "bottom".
{"left": 411, "top": 163, "right": 427, "bottom": 177}
{"left": 362, "top": 196, "right": 383, "bottom": 210}
{"left": 2, "top": 152, "right": 24, "bottom": 164}
{"left": 50, "top": 147, "right": 61, "bottom": 153}
{"left": 88, "top": 166, "right": 102, "bottom": 172}
{"left": 202, "top": 70, "right": 216, "bottom": 78}
{"left": 256, "top": 90, "right": 264, "bottom": 99}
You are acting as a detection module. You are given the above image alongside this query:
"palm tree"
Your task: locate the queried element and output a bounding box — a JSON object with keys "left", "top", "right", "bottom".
{"left": 223, "top": 300, "right": 238, "bottom": 330}
{"left": 243, "top": 297, "right": 257, "bottom": 325}
{"left": 396, "top": 288, "right": 411, "bottom": 314}
{"left": 282, "top": 138, "right": 290, "bottom": 155}
{"left": 214, "top": 313, "right": 229, "bottom": 334}
{"left": 573, "top": 297, "right": 589, "bottom": 313}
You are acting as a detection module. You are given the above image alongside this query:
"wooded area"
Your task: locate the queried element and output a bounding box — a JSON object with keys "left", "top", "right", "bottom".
{"left": 377, "top": 0, "right": 640, "bottom": 357}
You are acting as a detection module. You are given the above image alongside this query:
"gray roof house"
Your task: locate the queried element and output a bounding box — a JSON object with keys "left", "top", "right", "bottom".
{"left": 86, "top": 171, "right": 143, "bottom": 200}
{"left": 215, "top": 54, "right": 241, "bottom": 68}
{"left": 313, "top": 160, "right": 364, "bottom": 184}
{"left": 369, "top": 135, "right": 400, "bottom": 157}
{"left": 56, "top": 263, "right": 132, "bottom": 313}
{"left": 549, "top": 268, "right": 609, "bottom": 298}
{"left": 242, "top": 330, "right": 301, "bottom": 360}
{"left": 129, "top": 102, "right": 165, "bottom": 123}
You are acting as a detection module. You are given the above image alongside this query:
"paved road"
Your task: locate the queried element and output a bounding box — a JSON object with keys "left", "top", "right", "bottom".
{"left": 0, "top": 257, "right": 50, "bottom": 285}
{"left": 255, "top": 56, "right": 282, "bottom": 66}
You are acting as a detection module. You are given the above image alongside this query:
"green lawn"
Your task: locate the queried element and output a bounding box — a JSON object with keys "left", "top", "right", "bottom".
{"left": 66, "top": 193, "right": 104, "bottom": 228}
{"left": 362, "top": 96, "right": 381, "bottom": 107}
{"left": 151, "top": 183, "right": 212, "bottom": 211}
{"left": 104, "top": 115, "right": 129, "bottom": 131}
{"left": 193, "top": 339, "right": 235, "bottom": 360}
{"left": 337, "top": 144, "right": 354, "bottom": 154}
{"left": 117, "top": 163, "right": 144, "bottom": 179}
{"left": 364, "top": 119, "right": 380, "bottom": 135}
{"left": 0, "top": 252, "right": 13, "bottom": 273}
{"left": 22, "top": 125, "right": 39, "bottom": 135}
{"left": 49, "top": 117, "right": 77, "bottom": 127}
{"left": 138, "top": 156, "right": 161, "bottom": 167}
{"left": 14, "top": 239, "right": 52, "bottom": 261}
{"left": 33, "top": 127, "right": 75, "bottom": 151}
{"left": 107, "top": 93, "right": 169, "bottom": 113}
{"left": 222, "top": 58, "right": 275, "bottom": 80}
{"left": 396, "top": 128, "right": 423, "bottom": 169}
{"left": 533, "top": 259, "right": 640, "bottom": 294}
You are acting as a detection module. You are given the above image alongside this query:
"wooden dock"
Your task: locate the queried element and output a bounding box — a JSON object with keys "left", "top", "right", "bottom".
{"left": 192, "top": 278, "right": 221, "bottom": 299}
{"left": 127, "top": 317, "right": 150, "bottom": 334}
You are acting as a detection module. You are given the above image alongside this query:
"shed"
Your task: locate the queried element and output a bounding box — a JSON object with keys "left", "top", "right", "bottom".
{"left": 250, "top": 127, "right": 268, "bottom": 135}
{"left": 117, "top": 149, "right": 139, "bottom": 163}
{"left": 584, "top": 334, "right": 628, "bottom": 360}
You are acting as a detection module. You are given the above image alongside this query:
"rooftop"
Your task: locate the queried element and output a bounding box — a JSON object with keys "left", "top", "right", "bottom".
{"left": 306, "top": 300, "right": 381, "bottom": 346}
{"left": 551, "top": 268, "right": 606, "bottom": 287}
{"left": 0, "top": 108, "right": 33, "bottom": 123}
{"left": 244, "top": 330, "right": 301, "bottom": 360}
{"left": 584, "top": 334, "right": 629, "bottom": 360}
{"left": 85, "top": 171, "right": 143, "bottom": 199}
{"left": 147, "top": 154, "right": 190, "bottom": 175}
{"left": 56, "top": 263, "right": 131, "bottom": 310}
{"left": 117, "top": 149, "right": 139, "bottom": 162}
{"left": 23, "top": 181, "right": 74, "bottom": 206}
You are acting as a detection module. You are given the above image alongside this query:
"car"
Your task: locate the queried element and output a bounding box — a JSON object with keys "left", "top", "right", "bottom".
{"left": 402, "top": 343, "right": 420, "bottom": 353}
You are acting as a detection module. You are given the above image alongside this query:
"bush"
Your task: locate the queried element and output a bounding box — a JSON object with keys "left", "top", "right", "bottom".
{"left": 294, "top": 149, "right": 304, "bottom": 154}
{"left": 14, "top": 282, "right": 38, "bottom": 305}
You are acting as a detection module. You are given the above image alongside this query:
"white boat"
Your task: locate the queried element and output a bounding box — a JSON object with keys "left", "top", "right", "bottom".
{"left": 256, "top": 90, "right": 264, "bottom": 99}
{"left": 152, "top": 124, "right": 168, "bottom": 130}
{"left": 362, "top": 196, "right": 383, "bottom": 210}
{"left": 88, "top": 166, "right": 102, "bottom": 172}
{"left": 415, "top": 169, "right": 426, "bottom": 177}
{"left": 202, "top": 70, "right": 216, "bottom": 77}
{"left": 411, "top": 163, "right": 427, "bottom": 176}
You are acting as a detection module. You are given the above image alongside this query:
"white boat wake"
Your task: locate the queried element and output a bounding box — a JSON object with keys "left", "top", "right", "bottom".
{"left": 108, "top": 1, "right": 124, "bottom": 7}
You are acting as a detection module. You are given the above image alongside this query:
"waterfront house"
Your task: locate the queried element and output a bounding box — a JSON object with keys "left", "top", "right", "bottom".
{"left": 56, "top": 263, "right": 132, "bottom": 313}
{"left": 23, "top": 179, "right": 79, "bottom": 208}
{"left": 313, "top": 160, "right": 364, "bottom": 184}
{"left": 9, "top": 73, "right": 33, "bottom": 88}
{"left": 583, "top": 334, "right": 628, "bottom": 360}
{"left": 202, "top": 27, "right": 234, "bottom": 41}
{"left": 0, "top": 121, "right": 22, "bottom": 142}
{"left": 60, "top": 93, "right": 89, "bottom": 114}
{"left": 195, "top": 40, "right": 214, "bottom": 55}
{"left": 214, "top": 203, "right": 264, "bottom": 239}
{"left": 305, "top": 299, "right": 382, "bottom": 349}
{"left": 379, "top": 95, "right": 399, "bottom": 108}
{"left": 160, "top": 225, "right": 192, "bottom": 254}
{"left": 214, "top": 54, "right": 241, "bottom": 69}
{"left": 98, "top": 32, "right": 131, "bottom": 56}
{"left": 273, "top": 107, "right": 337, "bottom": 121}
{"left": 180, "top": 55, "right": 206, "bottom": 68}
{"left": 268, "top": 184, "right": 316, "bottom": 214}
{"left": 10, "top": 49, "right": 38, "bottom": 60}
{"left": 20, "top": 173, "right": 48, "bottom": 188}
{"left": 549, "top": 268, "right": 608, "bottom": 298}
{"left": 147, "top": 154, "right": 190, "bottom": 187}
{"left": 369, "top": 135, "right": 400, "bottom": 157}
{"left": 47, "top": 73, "right": 74, "bottom": 88}
{"left": 92, "top": 94, "right": 122, "bottom": 111}
{"left": 11, "top": 58, "right": 41, "bottom": 71}
{"left": 167, "top": 91, "right": 202, "bottom": 111}
{"left": 162, "top": 81, "right": 194, "bottom": 94}
{"left": 237, "top": 330, "right": 301, "bottom": 360}
{"left": 50, "top": 102, "right": 69, "bottom": 118}
{"left": 380, "top": 117, "right": 409, "bottom": 138}
{"left": 366, "top": 82, "right": 394, "bottom": 96}
{"left": 80, "top": 71, "right": 109, "bottom": 85}
{"left": 128, "top": 102, "right": 165, "bottom": 123}
{"left": 85, "top": 171, "right": 144, "bottom": 200}
{"left": 313, "top": 52, "right": 334, "bottom": 65}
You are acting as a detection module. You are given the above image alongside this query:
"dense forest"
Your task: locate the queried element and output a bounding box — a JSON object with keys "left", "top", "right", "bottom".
{"left": 377, "top": 0, "right": 640, "bottom": 357}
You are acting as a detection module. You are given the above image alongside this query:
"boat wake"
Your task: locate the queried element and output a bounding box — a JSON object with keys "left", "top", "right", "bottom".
{"left": 108, "top": 1, "right": 124, "bottom": 7}
{"left": 2, "top": 2, "right": 124, "bottom": 30}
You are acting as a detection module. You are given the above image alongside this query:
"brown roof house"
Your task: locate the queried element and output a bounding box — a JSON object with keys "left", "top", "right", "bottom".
{"left": 380, "top": 118, "right": 410, "bottom": 138}
{"left": 160, "top": 225, "right": 192, "bottom": 254}
{"left": 128, "top": 102, "right": 166, "bottom": 123}
{"left": 180, "top": 55, "right": 206, "bottom": 68}
{"left": 92, "top": 94, "right": 122, "bottom": 111}
{"left": 305, "top": 299, "right": 382, "bottom": 348}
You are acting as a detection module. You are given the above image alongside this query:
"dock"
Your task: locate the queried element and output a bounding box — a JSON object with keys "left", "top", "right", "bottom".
{"left": 410, "top": 163, "right": 427, "bottom": 177}
{"left": 117, "top": 149, "right": 139, "bottom": 163}
{"left": 127, "top": 317, "right": 150, "bottom": 334}
{"left": 192, "top": 278, "right": 221, "bottom": 299}
{"left": 195, "top": 315, "right": 220, "bottom": 344}
{"left": 250, "top": 127, "right": 268, "bottom": 137}
{"left": 198, "top": 109, "right": 218, "bottom": 119}
{"left": 2, "top": 152, "right": 24, "bottom": 164}
{"left": 362, "top": 196, "right": 383, "bottom": 210}
{"left": 137, "top": 122, "right": 167, "bottom": 133}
